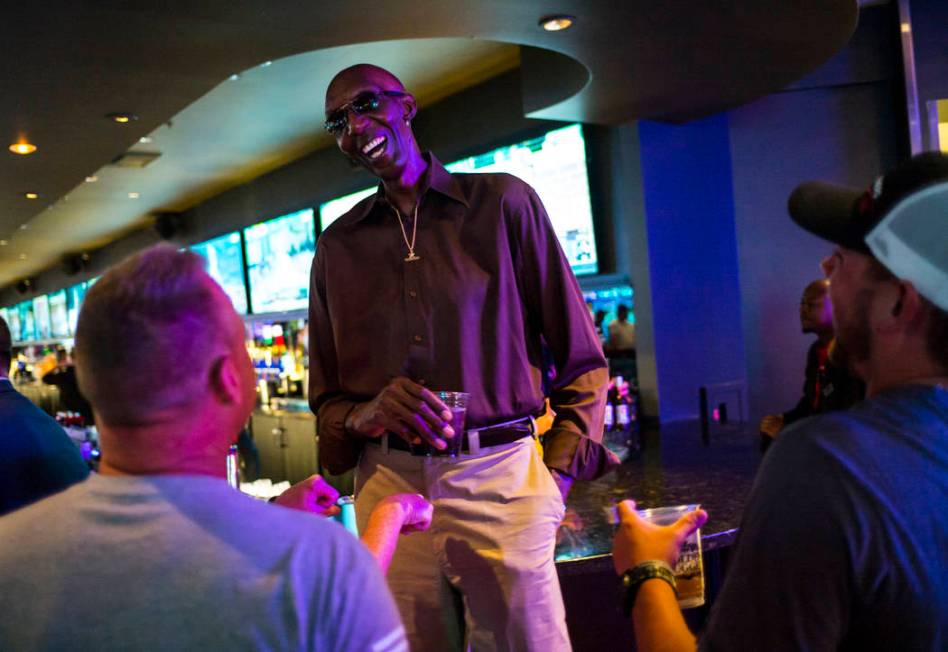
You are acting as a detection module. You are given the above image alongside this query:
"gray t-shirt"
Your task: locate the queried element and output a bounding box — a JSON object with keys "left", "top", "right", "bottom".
{"left": 0, "top": 473, "right": 407, "bottom": 652}
{"left": 701, "top": 384, "right": 948, "bottom": 651}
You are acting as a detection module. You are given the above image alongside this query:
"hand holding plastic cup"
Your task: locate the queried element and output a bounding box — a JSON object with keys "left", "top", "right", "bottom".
{"left": 608, "top": 503, "right": 706, "bottom": 608}
{"left": 637, "top": 504, "right": 705, "bottom": 608}
{"left": 410, "top": 391, "right": 469, "bottom": 456}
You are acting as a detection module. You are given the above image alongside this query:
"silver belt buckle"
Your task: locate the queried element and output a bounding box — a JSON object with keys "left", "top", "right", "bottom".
{"left": 466, "top": 429, "right": 481, "bottom": 456}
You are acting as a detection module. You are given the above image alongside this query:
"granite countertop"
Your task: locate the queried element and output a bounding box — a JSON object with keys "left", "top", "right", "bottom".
{"left": 555, "top": 421, "right": 762, "bottom": 568}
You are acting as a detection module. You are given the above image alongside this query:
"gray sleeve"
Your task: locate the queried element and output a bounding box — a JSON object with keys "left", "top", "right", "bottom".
{"left": 313, "top": 534, "right": 407, "bottom": 652}
{"left": 699, "top": 425, "right": 853, "bottom": 651}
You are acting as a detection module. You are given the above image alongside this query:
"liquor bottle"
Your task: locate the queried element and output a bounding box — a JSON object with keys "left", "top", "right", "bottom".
{"left": 603, "top": 378, "right": 616, "bottom": 432}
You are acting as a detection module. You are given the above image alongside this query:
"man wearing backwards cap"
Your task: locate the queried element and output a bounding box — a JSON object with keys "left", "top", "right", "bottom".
{"left": 611, "top": 152, "right": 948, "bottom": 651}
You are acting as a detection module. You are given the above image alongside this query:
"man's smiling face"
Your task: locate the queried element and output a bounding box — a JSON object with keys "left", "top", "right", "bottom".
{"left": 325, "top": 67, "right": 417, "bottom": 181}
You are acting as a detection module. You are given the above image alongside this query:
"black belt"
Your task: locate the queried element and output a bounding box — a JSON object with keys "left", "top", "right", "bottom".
{"left": 368, "top": 416, "right": 535, "bottom": 456}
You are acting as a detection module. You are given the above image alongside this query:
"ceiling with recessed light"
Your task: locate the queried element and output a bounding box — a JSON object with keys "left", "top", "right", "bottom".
{"left": 0, "top": 0, "right": 858, "bottom": 290}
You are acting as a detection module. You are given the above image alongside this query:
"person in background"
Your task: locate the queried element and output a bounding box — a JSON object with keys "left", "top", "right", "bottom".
{"left": 612, "top": 152, "right": 948, "bottom": 651}
{"left": 42, "top": 347, "right": 95, "bottom": 424}
{"left": 0, "top": 315, "right": 89, "bottom": 516}
{"left": 594, "top": 308, "right": 608, "bottom": 340}
{"left": 0, "top": 245, "right": 424, "bottom": 651}
{"left": 311, "top": 63, "right": 615, "bottom": 650}
{"left": 759, "top": 279, "right": 864, "bottom": 445}
{"left": 606, "top": 304, "right": 636, "bottom": 356}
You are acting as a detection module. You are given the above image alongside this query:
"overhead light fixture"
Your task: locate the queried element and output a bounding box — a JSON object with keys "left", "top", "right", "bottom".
{"left": 107, "top": 112, "right": 139, "bottom": 123}
{"left": 261, "top": 60, "right": 272, "bottom": 68}
{"left": 128, "top": 192, "right": 140, "bottom": 199}
{"left": 24, "top": 192, "right": 39, "bottom": 200}
{"left": 0, "top": 240, "right": 7, "bottom": 246}
{"left": 9, "top": 142, "right": 37, "bottom": 155}
{"left": 229, "top": 73, "right": 241, "bottom": 81}
{"left": 19, "top": 253, "right": 27, "bottom": 260}
{"left": 539, "top": 14, "right": 574, "bottom": 31}
{"left": 19, "top": 224, "right": 28, "bottom": 230}
{"left": 85, "top": 175, "right": 98, "bottom": 183}
{"left": 139, "top": 136, "right": 153, "bottom": 144}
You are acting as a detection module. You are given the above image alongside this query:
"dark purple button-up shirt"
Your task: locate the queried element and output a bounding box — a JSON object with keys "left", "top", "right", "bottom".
{"left": 309, "top": 154, "right": 616, "bottom": 479}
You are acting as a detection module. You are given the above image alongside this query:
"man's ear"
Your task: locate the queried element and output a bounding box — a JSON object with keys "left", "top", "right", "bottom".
{"left": 208, "top": 353, "right": 241, "bottom": 405}
{"left": 402, "top": 93, "right": 418, "bottom": 122}
{"left": 883, "top": 280, "right": 926, "bottom": 333}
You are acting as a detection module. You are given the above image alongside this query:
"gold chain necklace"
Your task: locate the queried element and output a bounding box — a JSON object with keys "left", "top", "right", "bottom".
{"left": 392, "top": 200, "right": 420, "bottom": 262}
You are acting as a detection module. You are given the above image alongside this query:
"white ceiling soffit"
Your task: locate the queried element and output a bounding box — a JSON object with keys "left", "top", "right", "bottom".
{"left": 0, "top": 38, "right": 519, "bottom": 287}
{"left": 0, "top": 0, "right": 857, "bottom": 288}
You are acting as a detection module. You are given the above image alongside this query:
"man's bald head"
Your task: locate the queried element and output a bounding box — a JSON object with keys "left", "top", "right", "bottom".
{"left": 325, "top": 64, "right": 406, "bottom": 110}
{"left": 804, "top": 279, "right": 829, "bottom": 297}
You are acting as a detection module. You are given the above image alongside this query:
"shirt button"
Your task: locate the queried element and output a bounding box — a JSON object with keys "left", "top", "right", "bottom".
{"left": 408, "top": 290, "right": 417, "bottom": 299}
{"left": 413, "top": 334, "right": 423, "bottom": 343}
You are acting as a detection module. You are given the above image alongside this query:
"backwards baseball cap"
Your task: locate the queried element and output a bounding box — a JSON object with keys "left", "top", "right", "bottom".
{"left": 788, "top": 151, "right": 948, "bottom": 311}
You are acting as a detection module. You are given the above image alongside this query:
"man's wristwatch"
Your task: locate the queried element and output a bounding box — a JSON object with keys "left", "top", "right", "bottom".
{"left": 619, "top": 560, "right": 677, "bottom": 617}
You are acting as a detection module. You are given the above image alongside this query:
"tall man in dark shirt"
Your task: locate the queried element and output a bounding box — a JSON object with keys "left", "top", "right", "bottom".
{"left": 0, "top": 315, "right": 89, "bottom": 516}
{"left": 309, "top": 64, "right": 614, "bottom": 650}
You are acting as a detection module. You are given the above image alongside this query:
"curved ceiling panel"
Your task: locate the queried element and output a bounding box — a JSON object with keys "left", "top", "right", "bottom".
{"left": 0, "top": 0, "right": 857, "bottom": 286}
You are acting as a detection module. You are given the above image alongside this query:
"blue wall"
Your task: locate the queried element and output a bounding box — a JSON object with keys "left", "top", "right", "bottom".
{"left": 637, "top": 114, "right": 747, "bottom": 422}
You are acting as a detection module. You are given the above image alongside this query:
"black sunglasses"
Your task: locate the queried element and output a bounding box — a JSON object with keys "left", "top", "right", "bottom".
{"left": 324, "top": 90, "right": 408, "bottom": 135}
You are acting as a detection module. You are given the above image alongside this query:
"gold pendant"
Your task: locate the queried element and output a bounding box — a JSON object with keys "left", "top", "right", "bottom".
{"left": 405, "top": 252, "right": 420, "bottom": 262}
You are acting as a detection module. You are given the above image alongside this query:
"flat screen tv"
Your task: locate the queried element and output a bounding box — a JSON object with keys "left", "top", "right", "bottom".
{"left": 32, "top": 295, "right": 51, "bottom": 340}
{"left": 191, "top": 232, "right": 248, "bottom": 314}
{"left": 19, "top": 301, "right": 36, "bottom": 342}
{"left": 48, "top": 290, "right": 70, "bottom": 338}
{"left": 582, "top": 284, "right": 635, "bottom": 333}
{"left": 319, "top": 187, "right": 376, "bottom": 232}
{"left": 317, "top": 123, "right": 598, "bottom": 275}
{"left": 243, "top": 208, "right": 316, "bottom": 314}
{"left": 66, "top": 282, "right": 87, "bottom": 336}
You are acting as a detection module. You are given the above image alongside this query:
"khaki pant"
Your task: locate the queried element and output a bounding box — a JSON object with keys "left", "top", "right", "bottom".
{"left": 355, "top": 436, "right": 570, "bottom": 652}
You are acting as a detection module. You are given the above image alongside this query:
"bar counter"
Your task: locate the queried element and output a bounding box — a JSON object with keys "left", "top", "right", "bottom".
{"left": 555, "top": 420, "right": 762, "bottom": 649}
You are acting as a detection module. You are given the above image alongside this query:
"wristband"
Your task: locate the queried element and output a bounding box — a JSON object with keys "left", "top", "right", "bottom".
{"left": 620, "top": 560, "right": 677, "bottom": 617}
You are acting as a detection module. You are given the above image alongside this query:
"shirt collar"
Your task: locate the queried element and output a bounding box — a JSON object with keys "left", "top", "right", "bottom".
{"left": 346, "top": 152, "right": 469, "bottom": 225}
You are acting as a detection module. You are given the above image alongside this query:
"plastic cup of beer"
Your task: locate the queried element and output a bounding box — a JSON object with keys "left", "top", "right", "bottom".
{"left": 437, "top": 391, "right": 469, "bottom": 457}
{"left": 637, "top": 504, "right": 705, "bottom": 608}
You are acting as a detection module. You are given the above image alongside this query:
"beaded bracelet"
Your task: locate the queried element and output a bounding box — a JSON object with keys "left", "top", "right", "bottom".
{"left": 620, "top": 560, "right": 678, "bottom": 616}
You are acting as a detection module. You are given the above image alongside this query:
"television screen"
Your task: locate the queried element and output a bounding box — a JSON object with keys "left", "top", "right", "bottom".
{"left": 48, "top": 290, "right": 70, "bottom": 338}
{"left": 582, "top": 284, "right": 635, "bottom": 335}
{"left": 19, "top": 302, "right": 36, "bottom": 342}
{"left": 319, "top": 187, "right": 376, "bottom": 232}
{"left": 33, "top": 296, "right": 51, "bottom": 340}
{"left": 244, "top": 208, "right": 316, "bottom": 314}
{"left": 317, "top": 124, "right": 598, "bottom": 275}
{"left": 191, "top": 232, "right": 248, "bottom": 314}
{"left": 66, "top": 282, "right": 87, "bottom": 336}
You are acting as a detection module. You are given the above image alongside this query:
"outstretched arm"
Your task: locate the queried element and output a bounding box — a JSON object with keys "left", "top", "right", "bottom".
{"left": 361, "top": 493, "right": 433, "bottom": 574}
{"left": 612, "top": 500, "right": 707, "bottom": 652}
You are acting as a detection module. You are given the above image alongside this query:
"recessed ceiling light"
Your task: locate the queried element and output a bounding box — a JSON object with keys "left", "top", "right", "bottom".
{"left": 9, "top": 142, "right": 37, "bottom": 155}
{"left": 19, "top": 224, "right": 28, "bottom": 230}
{"left": 139, "top": 136, "right": 153, "bottom": 144}
{"left": 107, "top": 112, "right": 139, "bottom": 123}
{"left": 261, "top": 60, "right": 272, "bottom": 68}
{"left": 229, "top": 73, "right": 241, "bottom": 81}
{"left": 18, "top": 253, "right": 27, "bottom": 260}
{"left": 24, "top": 192, "right": 39, "bottom": 200}
{"left": 128, "top": 192, "right": 140, "bottom": 199}
{"left": 0, "top": 240, "right": 7, "bottom": 246}
{"left": 539, "top": 14, "right": 575, "bottom": 31}
{"left": 85, "top": 175, "right": 98, "bottom": 183}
